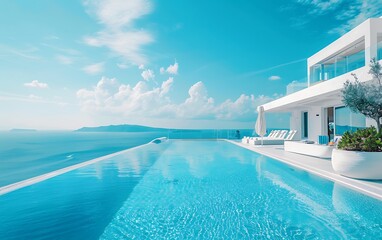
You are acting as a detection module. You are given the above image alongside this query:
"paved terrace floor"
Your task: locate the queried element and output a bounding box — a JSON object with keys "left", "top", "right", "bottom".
{"left": 227, "top": 140, "right": 382, "bottom": 201}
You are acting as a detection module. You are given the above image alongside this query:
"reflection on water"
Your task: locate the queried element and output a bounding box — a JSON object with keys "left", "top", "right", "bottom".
{"left": 1, "top": 140, "right": 381, "bottom": 239}
{"left": 101, "top": 141, "right": 382, "bottom": 239}
{"left": 331, "top": 182, "right": 381, "bottom": 232}
{"left": 0, "top": 142, "right": 169, "bottom": 240}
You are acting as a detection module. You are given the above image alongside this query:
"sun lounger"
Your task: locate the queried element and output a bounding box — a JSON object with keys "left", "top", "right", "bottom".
{"left": 242, "top": 130, "right": 278, "bottom": 144}
{"left": 251, "top": 130, "right": 298, "bottom": 145}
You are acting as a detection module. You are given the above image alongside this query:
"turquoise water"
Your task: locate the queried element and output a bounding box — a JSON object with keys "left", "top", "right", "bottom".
{"left": 1, "top": 140, "right": 381, "bottom": 239}
{"left": 0, "top": 131, "right": 165, "bottom": 187}
{"left": 0, "top": 129, "right": 256, "bottom": 187}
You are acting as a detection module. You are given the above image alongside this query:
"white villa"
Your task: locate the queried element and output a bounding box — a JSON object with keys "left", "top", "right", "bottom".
{"left": 262, "top": 17, "right": 382, "bottom": 142}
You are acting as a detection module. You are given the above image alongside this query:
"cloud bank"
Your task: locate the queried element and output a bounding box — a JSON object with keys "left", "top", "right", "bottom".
{"left": 77, "top": 76, "right": 278, "bottom": 121}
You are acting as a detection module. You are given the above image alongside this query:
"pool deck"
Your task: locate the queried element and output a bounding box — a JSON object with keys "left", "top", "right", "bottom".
{"left": 228, "top": 140, "right": 382, "bottom": 201}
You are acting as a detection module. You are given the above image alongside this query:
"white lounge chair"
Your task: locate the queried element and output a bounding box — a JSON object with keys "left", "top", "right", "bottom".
{"left": 256, "top": 130, "right": 284, "bottom": 140}
{"left": 284, "top": 130, "right": 298, "bottom": 141}
{"left": 242, "top": 130, "right": 278, "bottom": 144}
{"left": 252, "top": 130, "right": 298, "bottom": 145}
{"left": 266, "top": 130, "right": 277, "bottom": 138}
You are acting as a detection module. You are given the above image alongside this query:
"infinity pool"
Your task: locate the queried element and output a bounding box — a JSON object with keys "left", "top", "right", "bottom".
{"left": 1, "top": 140, "right": 382, "bottom": 239}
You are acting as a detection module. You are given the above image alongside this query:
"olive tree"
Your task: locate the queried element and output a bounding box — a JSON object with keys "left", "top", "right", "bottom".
{"left": 342, "top": 58, "right": 382, "bottom": 133}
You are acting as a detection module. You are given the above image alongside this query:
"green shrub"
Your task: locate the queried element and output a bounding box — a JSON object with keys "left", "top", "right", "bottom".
{"left": 337, "top": 127, "right": 382, "bottom": 152}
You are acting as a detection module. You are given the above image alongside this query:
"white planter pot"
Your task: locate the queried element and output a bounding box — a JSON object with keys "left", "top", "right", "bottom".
{"left": 331, "top": 149, "right": 382, "bottom": 180}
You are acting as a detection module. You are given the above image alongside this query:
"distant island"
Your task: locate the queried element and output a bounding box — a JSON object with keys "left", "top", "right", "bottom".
{"left": 10, "top": 128, "right": 37, "bottom": 132}
{"left": 75, "top": 124, "right": 168, "bottom": 132}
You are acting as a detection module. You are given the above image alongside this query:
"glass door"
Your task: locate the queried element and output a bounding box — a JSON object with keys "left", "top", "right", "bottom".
{"left": 326, "top": 107, "right": 334, "bottom": 141}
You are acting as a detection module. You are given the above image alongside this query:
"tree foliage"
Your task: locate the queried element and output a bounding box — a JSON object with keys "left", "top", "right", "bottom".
{"left": 342, "top": 59, "right": 382, "bottom": 133}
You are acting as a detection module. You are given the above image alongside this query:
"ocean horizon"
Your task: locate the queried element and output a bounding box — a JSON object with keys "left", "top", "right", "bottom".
{"left": 0, "top": 128, "right": 286, "bottom": 187}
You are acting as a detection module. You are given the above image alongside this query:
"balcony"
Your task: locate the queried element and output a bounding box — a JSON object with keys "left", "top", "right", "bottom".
{"left": 310, "top": 42, "right": 365, "bottom": 85}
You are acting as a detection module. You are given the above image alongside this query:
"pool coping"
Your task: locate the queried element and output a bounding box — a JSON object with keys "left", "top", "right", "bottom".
{"left": 227, "top": 140, "right": 382, "bottom": 201}
{"left": 0, "top": 142, "right": 153, "bottom": 196}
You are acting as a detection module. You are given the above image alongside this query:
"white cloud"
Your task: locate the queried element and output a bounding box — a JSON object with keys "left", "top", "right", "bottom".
{"left": 141, "top": 69, "right": 155, "bottom": 81}
{"left": 166, "top": 62, "right": 179, "bottom": 75}
{"left": 268, "top": 75, "right": 281, "bottom": 81}
{"left": 329, "top": 0, "right": 382, "bottom": 35}
{"left": 160, "top": 77, "right": 173, "bottom": 97}
{"left": 296, "top": 0, "right": 343, "bottom": 15}
{"left": 83, "top": 0, "right": 152, "bottom": 28}
{"left": 56, "top": 55, "right": 73, "bottom": 65}
{"left": 216, "top": 95, "right": 256, "bottom": 120}
{"left": 292, "top": 0, "right": 382, "bottom": 35}
{"left": 24, "top": 80, "right": 48, "bottom": 89}
{"left": 77, "top": 76, "right": 172, "bottom": 115}
{"left": 176, "top": 81, "right": 215, "bottom": 119}
{"left": 77, "top": 77, "right": 278, "bottom": 121}
{"left": 159, "top": 62, "right": 179, "bottom": 75}
{"left": 83, "top": 62, "right": 104, "bottom": 75}
{"left": 139, "top": 64, "right": 145, "bottom": 70}
{"left": 216, "top": 94, "right": 277, "bottom": 120}
{"left": 83, "top": 0, "right": 154, "bottom": 65}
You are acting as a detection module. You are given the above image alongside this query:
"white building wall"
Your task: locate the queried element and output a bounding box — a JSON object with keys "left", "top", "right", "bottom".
{"left": 366, "top": 18, "right": 382, "bottom": 62}
{"left": 308, "top": 107, "right": 325, "bottom": 142}
{"left": 290, "top": 111, "right": 302, "bottom": 140}
{"left": 306, "top": 18, "right": 382, "bottom": 86}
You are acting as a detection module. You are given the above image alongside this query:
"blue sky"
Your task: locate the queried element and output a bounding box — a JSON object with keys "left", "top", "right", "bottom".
{"left": 1, "top": 0, "right": 381, "bottom": 130}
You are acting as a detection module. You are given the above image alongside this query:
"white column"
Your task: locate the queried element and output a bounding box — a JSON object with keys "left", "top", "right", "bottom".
{"left": 365, "top": 19, "right": 378, "bottom": 64}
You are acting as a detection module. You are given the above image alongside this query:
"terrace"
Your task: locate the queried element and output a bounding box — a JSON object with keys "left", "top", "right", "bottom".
{"left": 230, "top": 140, "right": 382, "bottom": 200}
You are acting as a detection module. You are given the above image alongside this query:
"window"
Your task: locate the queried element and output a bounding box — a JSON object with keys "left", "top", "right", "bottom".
{"left": 302, "top": 112, "right": 308, "bottom": 138}
{"left": 310, "top": 40, "right": 365, "bottom": 85}
{"left": 334, "top": 106, "right": 366, "bottom": 135}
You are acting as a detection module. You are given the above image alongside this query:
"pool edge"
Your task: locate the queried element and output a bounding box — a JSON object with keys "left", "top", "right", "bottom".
{"left": 226, "top": 140, "right": 382, "bottom": 201}
{"left": 0, "top": 142, "right": 154, "bottom": 196}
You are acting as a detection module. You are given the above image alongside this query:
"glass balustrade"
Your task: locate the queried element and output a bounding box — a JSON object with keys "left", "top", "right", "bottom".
{"left": 310, "top": 49, "right": 366, "bottom": 85}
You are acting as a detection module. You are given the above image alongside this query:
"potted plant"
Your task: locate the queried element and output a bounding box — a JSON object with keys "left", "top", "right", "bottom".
{"left": 332, "top": 127, "right": 382, "bottom": 179}
{"left": 332, "top": 58, "right": 382, "bottom": 180}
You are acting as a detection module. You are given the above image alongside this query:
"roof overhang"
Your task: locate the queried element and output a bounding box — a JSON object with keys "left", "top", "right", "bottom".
{"left": 262, "top": 65, "right": 372, "bottom": 112}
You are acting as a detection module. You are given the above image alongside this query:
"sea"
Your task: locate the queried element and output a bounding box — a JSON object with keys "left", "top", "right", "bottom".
{"left": 0, "top": 129, "right": 261, "bottom": 187}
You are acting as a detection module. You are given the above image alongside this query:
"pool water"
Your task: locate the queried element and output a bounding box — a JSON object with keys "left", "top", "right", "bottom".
{"left": 1, "top": 140, "right": 382, "bottom": 239}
